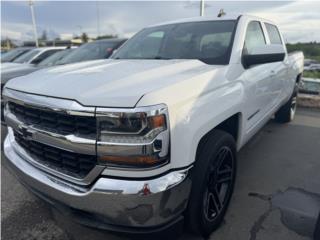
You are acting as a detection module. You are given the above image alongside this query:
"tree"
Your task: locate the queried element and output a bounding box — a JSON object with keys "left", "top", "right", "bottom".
{"left": 81, "top": 32, "right": 89, "bottom": 43}
{"left": 40, "top": 30, "right": 47, "bottom": 41}
{"left": 1, "top": 38, "right": 16, "bottom": 49}
{"left": 96, "top": 34, "right": 118, "bottom": 40}
{"left": 286, "top": 42, "right": 320, "bottom": 62}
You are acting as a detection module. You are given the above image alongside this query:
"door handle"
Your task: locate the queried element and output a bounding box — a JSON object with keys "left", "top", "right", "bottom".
{"left": 270, "top": 70, "right": 276, "bottom": 77}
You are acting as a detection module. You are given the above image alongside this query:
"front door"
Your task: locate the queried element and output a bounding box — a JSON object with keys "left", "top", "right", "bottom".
{"left": 242, "top": 21, "right": 273, "bottom": 133}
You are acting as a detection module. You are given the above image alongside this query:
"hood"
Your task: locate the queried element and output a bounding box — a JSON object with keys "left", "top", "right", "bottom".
{"left": 0, "top": 62, "right": 25, "bottom": 71}
{"left": 1, "top": 64, "right": 38, "bottom": 84}
{"left": 5, "top": 59, "right": 223, "bottom": 107}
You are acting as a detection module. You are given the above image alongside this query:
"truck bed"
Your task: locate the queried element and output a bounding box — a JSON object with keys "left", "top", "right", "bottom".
{"left": 288, "top": 51, "right": 304, "bottom": 75}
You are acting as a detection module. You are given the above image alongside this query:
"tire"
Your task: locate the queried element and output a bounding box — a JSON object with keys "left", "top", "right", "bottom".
{"left": 314, "top": 212, "right": 320, "bottom": 240}
{"left": 185, "top": 130, "right": 237, "bottom": 237}
{"left": 275, "top": 83, "right": 298, "bottom": 123}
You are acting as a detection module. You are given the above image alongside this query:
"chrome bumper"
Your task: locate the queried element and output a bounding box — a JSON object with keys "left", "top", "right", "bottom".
{"left": 3, "top": 132, "right": 192, "bottom": 229}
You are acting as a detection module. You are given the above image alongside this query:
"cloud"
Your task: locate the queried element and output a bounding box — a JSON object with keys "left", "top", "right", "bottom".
{"left": 251, "top": 1, "right": 320, "bottom": 42}
{"left": 1, "top": 21, "right": 60, "bottom": 41}
{"left": 2, "top": 22, "right": 33, "bottom": 40}
{"left": 1, "top": 1, "right": 320, "bottom": 43}
{"left": 2, "top": 29, "right": 22, "bottom": 40}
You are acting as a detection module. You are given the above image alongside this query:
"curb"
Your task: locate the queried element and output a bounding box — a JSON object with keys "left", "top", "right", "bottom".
{"left": 298, "top": 94, "right": 320, "bottom": 109}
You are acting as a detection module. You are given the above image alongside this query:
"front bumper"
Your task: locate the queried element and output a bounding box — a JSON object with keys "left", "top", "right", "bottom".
{"left": 3, "top": 131, "right": 192, "bottom": 231}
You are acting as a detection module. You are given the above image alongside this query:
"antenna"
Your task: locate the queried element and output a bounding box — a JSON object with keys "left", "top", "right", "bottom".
{"left": 217, "top": 9, "right": 226, "bottom": 18}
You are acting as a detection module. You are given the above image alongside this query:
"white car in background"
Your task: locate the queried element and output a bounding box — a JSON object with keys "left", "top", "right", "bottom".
{"left": 1, "top": 47, "right": 69, "bottom": 121}
{"left": 304, "top": 64, "right": 319, "bottom": 71}
{"left": 1, "top": 47, "right": 34, "bottom": 63}
{"left": 1, "top": 49, "right": 74, "bottom": 87}
{"left": 1, "top": 47, "right": 67, "bottom": 70}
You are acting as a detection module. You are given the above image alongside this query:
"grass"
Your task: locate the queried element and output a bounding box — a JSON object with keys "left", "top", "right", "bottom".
{"left": 303, "top": 71, "right": 320, "bottom": 79}
{"left": 305, "top": 55, "right": 320, "bottom": 62}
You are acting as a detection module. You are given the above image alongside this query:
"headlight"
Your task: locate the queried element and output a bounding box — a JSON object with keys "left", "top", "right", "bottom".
{"left": 96, "top": 104, "right": 170, "bottom": 168}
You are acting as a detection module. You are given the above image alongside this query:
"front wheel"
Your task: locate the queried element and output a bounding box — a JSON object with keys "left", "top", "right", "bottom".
{"left": 185, "top": 130, "right": 237, "bottom": 237}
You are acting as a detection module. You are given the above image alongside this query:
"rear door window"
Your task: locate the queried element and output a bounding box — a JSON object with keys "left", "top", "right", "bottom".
{"left": 265, "top": 23, "right": 282, "bottom": 44}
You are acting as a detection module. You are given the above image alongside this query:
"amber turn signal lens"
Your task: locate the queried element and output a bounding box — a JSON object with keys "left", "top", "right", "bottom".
{"left": 99, "top": 155, "right": 160, "bottom": 166}
{"left": 149, "top": 114, "right": 166, "bottom": 129}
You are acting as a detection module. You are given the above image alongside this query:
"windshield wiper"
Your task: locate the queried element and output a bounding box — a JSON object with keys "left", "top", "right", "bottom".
{"left": 153, "top": 56, "right": 171, "bottom": 60}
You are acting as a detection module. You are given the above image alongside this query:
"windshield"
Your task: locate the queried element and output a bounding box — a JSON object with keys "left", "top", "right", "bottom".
{"left": 37, "top": 49, "right": 73, "bottom": 67}
{"left": 57, "top": 41, "right": 121, "bottom": 65}
{"left": 113, "top": 20, "right": 236, "bottom": 65}
{"left": 13, "top": 49, "right": 40, "bottom": 63}
{"left": 1, "top": 48, "right": 31, "bottom": 62}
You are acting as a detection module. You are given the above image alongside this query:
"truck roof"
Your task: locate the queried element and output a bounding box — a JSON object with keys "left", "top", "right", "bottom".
{"left": 94, "top": 38, "right": 128, "bottom": 43}
{"left": 149, "top": 14, "right": 276, "bottom": 28}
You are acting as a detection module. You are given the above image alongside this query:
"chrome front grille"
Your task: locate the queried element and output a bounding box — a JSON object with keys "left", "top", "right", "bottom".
{"left": 3, "top": 88, "right": 99, "bottom": 181}
{"left": 8, "top": 102, "right": 96, "bottom": 137}
{"left": 14, "top": 131, "right": 97, "bottom": 178}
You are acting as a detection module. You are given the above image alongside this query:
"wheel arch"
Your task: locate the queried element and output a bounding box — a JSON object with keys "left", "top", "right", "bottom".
{"left": 296, "top": 73, "right": 302, "bottom": 83}
{"left": 195, "top": 112, "right": 242, "bottom": 159}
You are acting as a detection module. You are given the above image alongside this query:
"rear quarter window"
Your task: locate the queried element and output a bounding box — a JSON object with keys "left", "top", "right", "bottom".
{"left": 265, "top": 23, "right": 282, "bottom": 44}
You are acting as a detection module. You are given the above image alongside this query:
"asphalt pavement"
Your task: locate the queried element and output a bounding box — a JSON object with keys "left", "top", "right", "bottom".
{"left": 1, "top": 107, "right": 320, "bottom": 240}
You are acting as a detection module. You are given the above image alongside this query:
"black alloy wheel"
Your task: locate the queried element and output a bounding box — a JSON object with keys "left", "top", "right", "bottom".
{"left": 203, "top": 146, "right": 234, "bottom": 222}
{"left": 185, "top": 130, "right": 237, "bottom": 237}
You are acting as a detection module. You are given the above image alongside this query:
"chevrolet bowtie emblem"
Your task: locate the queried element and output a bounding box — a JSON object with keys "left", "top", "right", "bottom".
{"left": 18, "top": 125, "right": 33, "bottom": 140}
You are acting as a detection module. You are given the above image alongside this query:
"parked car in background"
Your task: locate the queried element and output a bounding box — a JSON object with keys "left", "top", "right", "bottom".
{"left": 300, "top": 77, "right": 320, "bottom": 95}
{"left": 37, "top": 48, "right": 75, "bottom": 67}
{"left": 1, "top": 47, "right": 66, "bottom": 72}
{"left": 1, "top": 47, "right": 34, "bottom": 63}
{"left": 0, "top": 47, "right": 71, "bottom": 123}
{"left": 3, "top": 15, "right": 303, "bottom": 237}
{"left": 304, "top": 58, "right": 318, "bottom": 67}
{"left": 56, "top": 38, "right": 127, "bottom": 65}
{"left": 1, "top": 49, "right": 74, "bottom": 86}
{"left": 307, "top": 64, "right": 320, "bottom": 71}
{"left": 11, "top": 47, "right": 66, "bottom": 65}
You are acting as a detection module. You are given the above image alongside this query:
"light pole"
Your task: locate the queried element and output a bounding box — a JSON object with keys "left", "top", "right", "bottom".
{"left": 96, "top": 1, "right": 101, "bottom": 38}
{"left": 29, "top": 0, "right": 39, "bottom": 47}
{"left": 200, "top": 0, "right": 205, "bottom": 16}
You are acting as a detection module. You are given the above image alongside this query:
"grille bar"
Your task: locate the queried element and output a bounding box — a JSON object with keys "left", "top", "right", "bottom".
{"left": 9, "top": 102, "right": 96, "bottom": 137}
{"left": 14, "top": 131, "right": 97, "bottom": 178}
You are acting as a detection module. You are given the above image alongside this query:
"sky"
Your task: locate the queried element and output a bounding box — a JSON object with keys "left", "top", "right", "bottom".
{"left": 1, "top": 0, "right": 320, "bottom": 44}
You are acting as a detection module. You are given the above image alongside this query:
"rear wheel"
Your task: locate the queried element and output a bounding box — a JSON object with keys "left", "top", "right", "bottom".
{"left": 185, "top": 130, "right": 237, "bottom": 237}
{"left": 275, "top": 83, "right": 298, "bottom": 123}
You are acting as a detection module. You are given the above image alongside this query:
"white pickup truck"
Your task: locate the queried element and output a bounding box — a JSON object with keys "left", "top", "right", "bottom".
{"left": 3, "top": 14, "right": 303, "bottom": 237}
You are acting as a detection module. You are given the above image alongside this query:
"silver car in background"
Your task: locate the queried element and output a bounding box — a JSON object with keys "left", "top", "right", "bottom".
{"left": 1, "top": 47, "right": 34, "bottom": 63}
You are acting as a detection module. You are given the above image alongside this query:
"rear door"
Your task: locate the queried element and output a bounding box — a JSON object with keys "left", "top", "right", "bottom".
{"left": 263, "top": 23, "right": 288, "bottom": 107}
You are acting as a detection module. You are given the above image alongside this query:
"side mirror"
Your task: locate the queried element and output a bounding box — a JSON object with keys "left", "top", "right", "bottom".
{"left": 110, "top": 49, "right": 118, "bottom": 58}
{"left": 242, "top": 44, "right": 285, "bottom": 69}
{"left": 30, "top": 58, "right": 42, "bottom": 65}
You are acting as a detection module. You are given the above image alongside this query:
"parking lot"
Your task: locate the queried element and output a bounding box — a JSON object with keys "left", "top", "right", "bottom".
{"left": 1, "top": 107, "right": 320, "bottom": 240}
